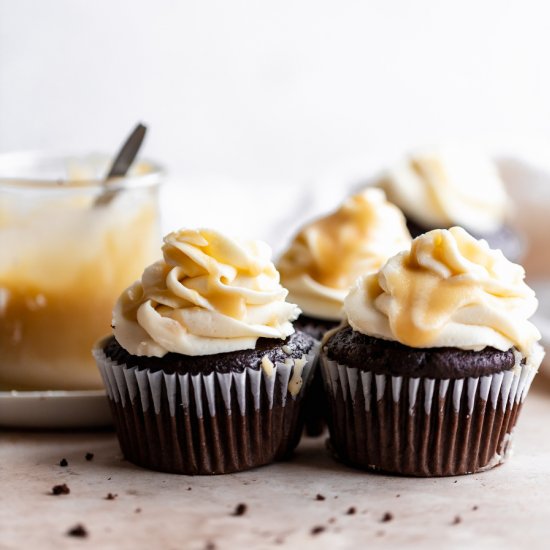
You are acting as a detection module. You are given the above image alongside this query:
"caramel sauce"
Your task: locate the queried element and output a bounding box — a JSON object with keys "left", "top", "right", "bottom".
{"left": 279, "top": 191, "right": 409, "bottom": 291}
{"left": 385, "top": 264, "right": 475, "bottom": 347}
{"left": 382, "top": 230, "right": 489, "bottom": 347}
{"left": 0, "top": 204, "right": 158, "bottom": 390}
{"left": 207, "top": 291, "right": 246, "bottom": 319}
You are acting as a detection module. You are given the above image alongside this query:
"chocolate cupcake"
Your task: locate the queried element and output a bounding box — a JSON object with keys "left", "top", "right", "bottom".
{"left": 321, "top": 227, "right": 544, "bottom": 476}
{"left": 378, "top": 146, "right": 523, "bottom": 262}
{"left": 93, "top": 228, "right": 317, "bottom": 475}
{"left": 278, "top": 188, "right": 412, "bottom": 434}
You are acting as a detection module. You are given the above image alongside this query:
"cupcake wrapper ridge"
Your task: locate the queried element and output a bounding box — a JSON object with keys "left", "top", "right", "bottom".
{"left": 94, "top": 341, "right": 318, "bottom": 475}
{"left": 321, "top": 354, "right": 536, "bottom": 476}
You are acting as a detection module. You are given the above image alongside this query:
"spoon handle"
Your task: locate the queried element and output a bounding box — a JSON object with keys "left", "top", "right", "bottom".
{"left": 106, "top": 123, "right": 147, "bottom": 178}
{"left": 94, "top": 123, "right": 148, "bottom": 207}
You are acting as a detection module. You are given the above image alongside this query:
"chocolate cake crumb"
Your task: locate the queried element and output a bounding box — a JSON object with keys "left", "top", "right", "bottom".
{"left": 346, "top": 507, "right": 356, "bottom": 515}
{"left": 396, "top": 494, "right": 401, "bottom": 498}
{"left": 59, "top": 458, "right": 68, "bottom": 467}
{"left": 472, "top": 505, "right": 478, "bottom": 511}
{"left": 52, "top": 484, "right": 70, "bottom": 495}
{"left": 135, "top": 508, "right": 142, "bottom": 513}
{"left": 381, "top": 512, "right": 393, "bottom": 523}
{"left": 105, "top": 493, "right": 118, "bottom": 500}
{"left": 204, "top": 542, "right": 216, "bottom": 550}
{"left": 67, "top": 524, "right": 88, "bottom": 538}
{"left": 453, "top": 516, "right": 462, "bottom": 525}
{"left": 107, "top": 477, "right": 111, "bottom": 480}
{"left": 315, "top": 494, "right": 326, "bottom": 501}
{"left": 232, "top": 503, "right": 247, "bottom": 516}
{"left": 188, "top": 487, "right": 192, "bottom": 491}
{"left": 310, "top": 526, "right": 325, "bottom": 536}
{"left": 85, "top": 453, "right": 94, "bottom": 461}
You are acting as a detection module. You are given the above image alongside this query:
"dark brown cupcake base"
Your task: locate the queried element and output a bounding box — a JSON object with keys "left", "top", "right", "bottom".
{"left": 107, "top": 376, "right": 305, "bottom": 475}
{"left": 321, "top": 357, "right": 534, "bottom": 476}
{"left": 95, "top": 339, "right": 317, "bottom": 475}
{"left": 293, "top": 315, "right": 340, "bottom": 438}
{"left": 293, "top": 314, "right": 340, "bottom": 343}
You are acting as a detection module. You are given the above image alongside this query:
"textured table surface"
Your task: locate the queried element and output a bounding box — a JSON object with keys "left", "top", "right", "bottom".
{"left": 2, "top": 376, "right": 550, "bottom": 550}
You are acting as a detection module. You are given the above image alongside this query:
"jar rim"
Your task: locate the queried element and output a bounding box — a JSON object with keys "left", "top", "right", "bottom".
{"left": 0, "top": 151, "right": 165, "bottom": 190}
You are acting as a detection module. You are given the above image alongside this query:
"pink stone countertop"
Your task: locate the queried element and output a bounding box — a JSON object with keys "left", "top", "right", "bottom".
{"left": 2, "top": 378, "right": 550, "bottom": 550}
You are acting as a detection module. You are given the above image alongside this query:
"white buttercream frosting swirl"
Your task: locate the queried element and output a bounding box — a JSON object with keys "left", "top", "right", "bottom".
{"left": 379, "top": 146, "right": 509, "bottom": 233}
{"left": 345, "top": 227, "right": 543, "bottom": 369}
{"left": 113, "top": 228, "right": 300, "bottom": 357}
{"left": 278, "top": 188, "right": 411, "bottom": 321}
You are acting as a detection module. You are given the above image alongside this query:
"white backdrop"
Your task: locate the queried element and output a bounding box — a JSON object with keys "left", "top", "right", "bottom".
{"left": 2, "top": 0, "right": 550, "bottom": 247}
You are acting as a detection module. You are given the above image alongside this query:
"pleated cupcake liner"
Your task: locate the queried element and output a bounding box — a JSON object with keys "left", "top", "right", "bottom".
{"left": 93, "top": 340, "right": 318, "bottom": 475}
{"left": 320, "top": 354, "right": 537, "bottom": 476}
{"left": 297, "top": 322, "right": 341, "bottom": 438}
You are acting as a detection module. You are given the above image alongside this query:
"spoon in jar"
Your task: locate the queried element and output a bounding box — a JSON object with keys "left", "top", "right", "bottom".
{"left": 94, "top": 122, "right": 147, "bottom": 207}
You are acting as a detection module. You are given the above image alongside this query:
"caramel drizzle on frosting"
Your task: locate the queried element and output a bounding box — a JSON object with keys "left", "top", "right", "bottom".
{"left": 278, "top": 188, "right": 411, "bottom": 320}
{"left": 346, "top": 227, "right": 542, "bottom": 361}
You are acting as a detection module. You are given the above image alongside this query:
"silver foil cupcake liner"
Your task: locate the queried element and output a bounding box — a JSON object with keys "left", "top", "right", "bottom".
{"left": 320, "top": 353, "right": 536, "bottom": 476}
{"left": 93, "top": 340, "right": 318, "bottom": 475}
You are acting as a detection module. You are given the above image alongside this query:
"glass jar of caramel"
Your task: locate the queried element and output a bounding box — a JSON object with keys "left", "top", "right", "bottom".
{"left": 0, "top": 152, "right": 163, "bottom": 390}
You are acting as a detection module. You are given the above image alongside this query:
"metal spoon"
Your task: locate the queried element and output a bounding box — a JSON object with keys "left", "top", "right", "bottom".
{"left": 94, "top": 123, "right": 147, "bottom": 207}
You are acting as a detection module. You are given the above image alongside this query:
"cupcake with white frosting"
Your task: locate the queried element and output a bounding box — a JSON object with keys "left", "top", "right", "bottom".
{"left": 278, "top": 188, "right": 412, "bottom": 340}
{"left": 378, "top": 146, "right": 522, "bottom": 261}
{"left": 278, "top": 189, "right": 412, "bottom": 436}
{"left": 93, "top": 228, "right": 318, "bottom": 474}
{"left": 321, "top": 226, "right": 543, "bottom": 476}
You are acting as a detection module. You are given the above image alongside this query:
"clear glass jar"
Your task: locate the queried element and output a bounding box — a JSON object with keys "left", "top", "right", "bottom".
{"left": 0, "top": 152, "right": 164, "bottom": 390}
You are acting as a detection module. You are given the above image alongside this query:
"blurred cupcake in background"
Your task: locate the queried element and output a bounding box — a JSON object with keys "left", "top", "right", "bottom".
{"left": 278, "top": 187, "right": 412, "bottom": 340}
{"left": 376, "top": 146, "right": 523, "bottom": 262}
{"left": 321, "top": 226, "right": 543, "bottom": 476}
{"left": 94, "top": 228, "right": 318, "bottom": 475}
{"left": 277, "top": 188, "right": 412, "bottom": 435}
